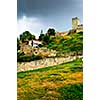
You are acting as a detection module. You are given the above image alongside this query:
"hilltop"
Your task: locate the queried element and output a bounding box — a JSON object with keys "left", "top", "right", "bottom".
{"left": 45, "top": 31, "right": 83, "bottom": 53}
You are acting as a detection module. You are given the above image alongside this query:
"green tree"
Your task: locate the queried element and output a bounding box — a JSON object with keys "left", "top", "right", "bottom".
{"left": 39, "top": 33, "right": 45, "bottom": 41}
{"left": 29, "top": 34, "right": 35, "bottom": 40}
{"left": 20, "top": 31, "right": 35, "bottom": 41}
{"left": 47, "top": 28, "right": 56, "bottom": 36}
{"left": 42, "top": 34, "right": 50, "bottom": 44}
{"left": 17, "top": 38, "right": 20, "bottom": 50}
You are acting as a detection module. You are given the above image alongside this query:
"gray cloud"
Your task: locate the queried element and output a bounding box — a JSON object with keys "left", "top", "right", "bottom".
{"left": 17, "top": 0, "right": 83, "bottom": 36}
{"left": 17, "top": 0, "right": 82, "bottom": 19}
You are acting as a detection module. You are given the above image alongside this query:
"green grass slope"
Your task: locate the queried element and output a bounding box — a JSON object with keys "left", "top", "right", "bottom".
{"left": 17, "top": 58, "right": 83, "bottom": 100}
{"left": 48, "top": 32, "right": 83, "bottom": 53}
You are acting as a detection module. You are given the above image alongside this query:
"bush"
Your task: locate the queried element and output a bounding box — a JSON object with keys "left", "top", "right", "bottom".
{"left": 17, "top": 52, "right": 42, "bottom": 62}
{"left": 58, "top": 83, "right": 83, "bottom": 100}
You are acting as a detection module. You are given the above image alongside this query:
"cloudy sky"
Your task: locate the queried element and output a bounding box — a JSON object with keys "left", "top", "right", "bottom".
{"left": 17, "top": 0, "right": 83, "bottom": 38}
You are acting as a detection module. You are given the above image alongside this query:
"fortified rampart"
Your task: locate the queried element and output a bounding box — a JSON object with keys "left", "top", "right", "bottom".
{"left": 17, "top": 55, "right": 82, "bottom": 72}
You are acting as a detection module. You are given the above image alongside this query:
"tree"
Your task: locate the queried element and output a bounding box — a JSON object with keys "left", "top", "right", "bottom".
{"left": 17, "top": 38, "right": 20, "bottom": 50}
{"left": 39, "top": 33, "right": 45, "bottom": 41}
{"left": 29, "top": 34, "right": 35, "bottom": 40}
{"left": 47, "top": 28, "right": 56, "bottom": 36}
{"left": 20, "top": 31, "right": 35, "bottom": 41}
{"left": 42, "top": 34, "right": 50, "bottom": 44}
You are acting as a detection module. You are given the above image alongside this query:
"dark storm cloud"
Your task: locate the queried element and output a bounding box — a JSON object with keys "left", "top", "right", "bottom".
{"left": 17, "top": 0, "right": 83, "bottom": 19}
{"left": 17, "top": 0, "right": 83, "bottom": 37}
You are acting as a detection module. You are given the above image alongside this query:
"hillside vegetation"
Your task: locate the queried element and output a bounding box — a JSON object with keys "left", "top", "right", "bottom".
{"left": 17, "top": 58, "right": 83, "bottom": 100}
{"left": 17, "top": 30, "right": 83, "bottom": 99}
{"left": 47, "top": 32, "right": 83, "bottom": 53}
{"left": 17, "top": 31, "right": 83, "bottom": 62}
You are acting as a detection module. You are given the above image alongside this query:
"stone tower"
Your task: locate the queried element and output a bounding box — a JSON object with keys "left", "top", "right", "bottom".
{"left": 72, "top": 17, "right": 80, "bottom": 29}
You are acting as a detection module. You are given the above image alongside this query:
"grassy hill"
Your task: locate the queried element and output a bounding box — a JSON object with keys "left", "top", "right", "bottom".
{"left": 47, "top": 32, "right": 83, "bottom": 53}
{"left": 17, "top": 58, "right": 83, "bottom": 100}
{"left": 17, "top": 32, "right": 83, "bottom": 62}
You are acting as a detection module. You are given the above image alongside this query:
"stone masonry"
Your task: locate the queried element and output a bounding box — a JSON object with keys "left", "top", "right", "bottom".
{"left": 17, "top": 55, "right": 82, "bottom": 72}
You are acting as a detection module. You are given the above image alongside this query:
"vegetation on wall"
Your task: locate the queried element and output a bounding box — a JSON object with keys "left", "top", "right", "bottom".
{"left": 17, "top": 52, "right": 42, "bottom": 62}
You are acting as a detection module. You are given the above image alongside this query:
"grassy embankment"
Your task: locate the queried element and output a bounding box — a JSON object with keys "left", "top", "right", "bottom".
{"left": 17, "top": 58, "right": 83, "bottom": 100}
{"left": 47, "top": 32, "right": 83, "bottom": 53}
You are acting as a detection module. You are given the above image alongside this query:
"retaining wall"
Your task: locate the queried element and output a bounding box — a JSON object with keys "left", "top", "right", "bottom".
{"left": 17, "top": 56, "right": 82, "bottom": 72}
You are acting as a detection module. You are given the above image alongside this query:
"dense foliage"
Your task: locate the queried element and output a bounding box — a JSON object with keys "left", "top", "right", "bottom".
{"left": 48, "top": 32, "right": 83, "bottom": 53}
{"left": 38, "top": 28, "right": 56, "bottom": 44}
{"left": 17, "top": 52, "right": 42, "bottom": 62}
{"left": 17, "top": 38, "right": 20, "bottom": 50}
{"left": 47, "top": 28, "right": 56, "bottom": 36}
{"left": 20, "top": 31, "right": 35, "bottom": 41}
{"left": 39, "top": 33, "right": 45, "bottom": 41}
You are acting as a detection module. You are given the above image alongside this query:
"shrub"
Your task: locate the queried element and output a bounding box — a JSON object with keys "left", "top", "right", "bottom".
{"left": 58, "top": 83, "right": 83, "bottom": 100}
{"left": 17, "top": 53, "right": 42, "bottom": 62}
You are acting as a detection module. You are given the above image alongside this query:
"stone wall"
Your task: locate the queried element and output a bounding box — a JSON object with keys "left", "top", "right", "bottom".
{"left": 72, "top": 17, "right": 80, "bottom": 29}
{"left": 19, "top": 45, "right": 57, "bottom": 57}
{"left": 17, "top": 55, "right": 82, "bottom": 72}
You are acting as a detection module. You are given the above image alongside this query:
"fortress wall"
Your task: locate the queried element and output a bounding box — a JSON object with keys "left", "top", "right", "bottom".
{"left": 17, "top": 55, "right": 82, "bottom": 72}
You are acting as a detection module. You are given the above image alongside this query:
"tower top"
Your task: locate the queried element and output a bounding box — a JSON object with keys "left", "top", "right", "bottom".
{"left": 72, "top": 17, "right": 79, "bottom": 20}
{"left": 72, "top": 17, "right": 80, "bottom": 29}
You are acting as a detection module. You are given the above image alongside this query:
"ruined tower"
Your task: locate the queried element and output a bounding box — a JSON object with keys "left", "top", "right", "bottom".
{"left": 72, "top": 17, "right": 80, "bottom": 29}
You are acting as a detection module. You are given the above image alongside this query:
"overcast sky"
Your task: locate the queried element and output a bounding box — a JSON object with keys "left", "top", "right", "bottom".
{"left": 17, "top": 0, "right": 83, "bottom": 38}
